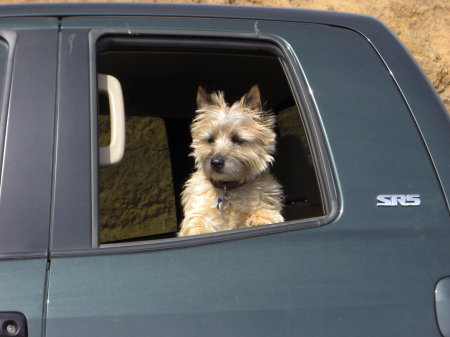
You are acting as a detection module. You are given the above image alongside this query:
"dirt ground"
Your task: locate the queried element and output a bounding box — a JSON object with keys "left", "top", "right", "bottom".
{"left": 3, "top": 0, "right": 449, "bottom": 112}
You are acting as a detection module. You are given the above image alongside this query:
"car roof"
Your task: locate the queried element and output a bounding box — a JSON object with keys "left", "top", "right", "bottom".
{"left": 0, "top": 3, "right": 375, "bottom": 27}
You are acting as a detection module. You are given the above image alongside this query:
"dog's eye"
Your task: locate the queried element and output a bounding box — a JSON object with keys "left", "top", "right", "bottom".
{"left": 206, "top": 136, "right": 215, "bottom": 143}
{"left": 231, "top": 136, "right": 244, "bottom": 145}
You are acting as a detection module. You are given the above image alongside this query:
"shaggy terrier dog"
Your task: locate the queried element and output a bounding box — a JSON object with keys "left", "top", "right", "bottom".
{"left": 178, "top": 85, "right": 284, "bottom": 236}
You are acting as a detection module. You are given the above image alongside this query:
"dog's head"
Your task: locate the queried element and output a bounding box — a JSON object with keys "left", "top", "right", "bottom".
{"left": 190, "top": 85, "right": 277, "bottom": 185}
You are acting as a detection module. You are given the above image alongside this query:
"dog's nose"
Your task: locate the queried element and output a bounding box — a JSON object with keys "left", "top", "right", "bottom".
{"left": 211, "top": 157, "right": 225, "bottom": 170}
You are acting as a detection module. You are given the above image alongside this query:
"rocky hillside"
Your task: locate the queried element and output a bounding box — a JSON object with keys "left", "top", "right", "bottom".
{"left": 5, "top": 0, "right": 449, "bottom": 111}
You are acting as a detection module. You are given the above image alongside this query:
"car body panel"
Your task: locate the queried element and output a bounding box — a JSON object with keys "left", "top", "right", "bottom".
{"left": 44, "top": 15, "right": 449, "bottom": 337}
{"left": 0, "top": 259, "right": 48, "bottom": 337}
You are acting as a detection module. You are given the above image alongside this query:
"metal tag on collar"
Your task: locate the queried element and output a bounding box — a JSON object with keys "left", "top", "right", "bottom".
{"left": 215, "top": 186, "right": 231, "bottom": 211}
{"left": 216, "top": 197, "right": 223, "bottom": 209}
{"left": 223, "top": 185, "right": 231, "bottom": 200}
{"left": 219, "top": 185, "right": 231, "bottom": 215}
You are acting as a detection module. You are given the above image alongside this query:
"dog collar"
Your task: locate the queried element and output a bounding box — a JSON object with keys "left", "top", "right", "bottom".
{"left": 211, "top": 179, "right": 246, "bottom": 191}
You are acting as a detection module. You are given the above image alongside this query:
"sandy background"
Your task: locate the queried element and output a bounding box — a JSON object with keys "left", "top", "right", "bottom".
{"left": 3, "top": 0, "right": 449, "bottom": 112}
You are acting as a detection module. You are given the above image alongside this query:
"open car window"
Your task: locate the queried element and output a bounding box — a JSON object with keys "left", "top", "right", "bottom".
{"left": 96, "top": 37, "right": 325, "bottom": 245}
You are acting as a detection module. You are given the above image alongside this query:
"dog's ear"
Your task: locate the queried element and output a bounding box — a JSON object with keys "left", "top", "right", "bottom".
{"left": 243, "top": 85, "right": 262, "bottom": 112}
{"left": 197, "top": 86, "right": 213, "bottom": 109}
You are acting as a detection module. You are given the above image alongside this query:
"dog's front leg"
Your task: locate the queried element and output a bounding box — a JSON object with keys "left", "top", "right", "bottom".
{"left": 178, "top": 211, "right": 223, "bottom": 236}
{"left": 178, "top": 220, "right": 210, "bottom": 236}
{"left": 246, "top": 209, "right": 284, "bottom": 228}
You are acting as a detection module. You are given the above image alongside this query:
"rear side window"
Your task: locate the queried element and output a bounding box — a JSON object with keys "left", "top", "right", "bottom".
{"left": 96, "top": 37, "right": 325, "bottom": 244}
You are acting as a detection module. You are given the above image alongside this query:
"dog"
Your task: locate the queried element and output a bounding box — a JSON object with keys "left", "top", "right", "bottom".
{"left": 178, "top": 85, "right": 284, "bottom": 236}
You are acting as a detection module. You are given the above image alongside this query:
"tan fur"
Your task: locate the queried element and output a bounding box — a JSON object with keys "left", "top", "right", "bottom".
{"left": 178, "top": 85, "right": 284, "bottom": 236}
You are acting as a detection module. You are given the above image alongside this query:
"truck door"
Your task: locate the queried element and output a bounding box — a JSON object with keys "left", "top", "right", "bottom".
{"left": 0, "top": 19, "right": 58, "bottom": 337}
{"left": 46, "top": 13, "right": 449, "bottom": 337}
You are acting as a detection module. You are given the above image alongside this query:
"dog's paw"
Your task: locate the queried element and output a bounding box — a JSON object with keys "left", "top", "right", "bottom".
{"left": 178, "top": 225, "right": 210, "bottom": 237}
{"left": 178, "top": 214, "right": 223, "bottom": 236}
{"left": 246, "top": 209, "right": 284, "bottom": 228}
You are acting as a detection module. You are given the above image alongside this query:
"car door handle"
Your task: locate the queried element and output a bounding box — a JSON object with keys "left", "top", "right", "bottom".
{"left": 0, "top": 312, "right": 27, "bottom": 337}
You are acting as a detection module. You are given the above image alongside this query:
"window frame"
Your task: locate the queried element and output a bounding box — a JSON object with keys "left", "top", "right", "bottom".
{"left": 88, "top": 29, "right": 338, "bottom": 251}
{"left": 0, "top": 31, "right": 14, "bottom": 188}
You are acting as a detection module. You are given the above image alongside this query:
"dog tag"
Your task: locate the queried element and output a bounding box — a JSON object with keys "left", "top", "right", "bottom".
{"left": 221, "top": 188, "right": 231, "bottom": 213}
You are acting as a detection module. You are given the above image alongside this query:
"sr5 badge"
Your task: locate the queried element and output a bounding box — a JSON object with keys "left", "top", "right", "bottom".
{"left": 377, "top": 194, "right": 421, "bottom": 207}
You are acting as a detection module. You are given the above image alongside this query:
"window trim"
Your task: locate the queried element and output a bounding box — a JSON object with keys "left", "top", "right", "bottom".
{"left": 0, "top": 30, "right": 19, "bottom": 259}
{"left": 0, "top": 26, "right": 61, "bottom": 257}
{"left": 0, "top": 31, "right": 15, "bottom": 173}
{"left": 88, "top": 28, "right": 338, "bottom": 252}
